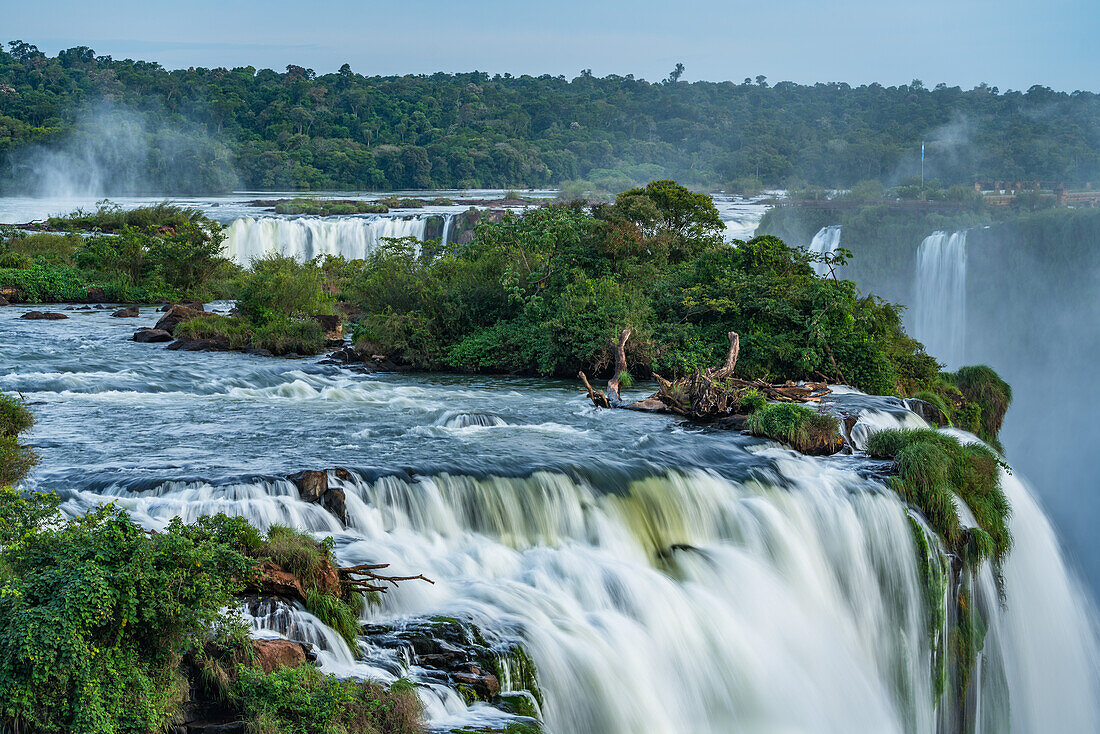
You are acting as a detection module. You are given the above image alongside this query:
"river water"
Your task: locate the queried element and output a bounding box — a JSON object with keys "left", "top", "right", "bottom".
{"left": 3, "top": 299, "right": 1099, "bottom": 733}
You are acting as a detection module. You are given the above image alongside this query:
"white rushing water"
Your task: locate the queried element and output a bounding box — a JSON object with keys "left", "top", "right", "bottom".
{"left": 223, "top": 214, "right": 453, "bottom": 265}
{"left": 63, "top": 446, "right": 1100, "bottom": 733}
{"left": 8, "top": 309, "right": 1100, "bottom": 733}
{"left": 808, "top": 224, "right": 843, "bottom": 276}
{"left": 913, "top": 231, "right": 968, "bottom": 368}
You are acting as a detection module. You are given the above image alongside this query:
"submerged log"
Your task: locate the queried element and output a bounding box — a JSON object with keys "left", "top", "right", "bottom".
{"left": 580, "top": 329, "right": 831, "bottom": 421}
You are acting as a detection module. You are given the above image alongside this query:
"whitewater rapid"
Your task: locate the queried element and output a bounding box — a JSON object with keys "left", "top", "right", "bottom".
{"left": 4, "top": 305, "right": 1099, "bottom": 733}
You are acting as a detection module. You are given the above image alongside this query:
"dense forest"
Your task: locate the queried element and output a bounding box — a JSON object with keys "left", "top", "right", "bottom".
{"left": 1, "top": 40, "right": 1099, "bottom": 193}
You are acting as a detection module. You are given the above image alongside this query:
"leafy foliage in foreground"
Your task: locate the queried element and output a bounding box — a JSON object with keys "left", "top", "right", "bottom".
{"left": 345, "top": 181, "right": 940, "bottom": 395}
{"left": 0, "top": 494, "right": 417, "bottom": 733}
{"left": 0, "top": 392, "right": 36, "bottom": 486}
{"left": 866, "top": 428, "right": 1011, "bottom": 565}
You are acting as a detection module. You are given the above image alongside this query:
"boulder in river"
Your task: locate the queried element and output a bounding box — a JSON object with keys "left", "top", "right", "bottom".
{"left": 85, "top": 287, "right": 108, "bottom": 304}
{"left": 0, "top": 286, "right": 21, "bottom": 303}
{"left": 111, "top": 306, "right": 140, "bottom": 318}
{"left": 132, "top": 328, "right": 173, "bottom": 343}
{"left": 0, "top": 296, "right": 8, "bottom": 307}
{"left": 166, "top": 338, "right": 229, "bottom": 352}
{"left": 20, "top": 311, "right": 68, "bottom": 320}
{"left": 289, "top": 469, "right": 348, "bottom": 524}
{"left": 155, "top": 304, "right": 206, "bottom": 334}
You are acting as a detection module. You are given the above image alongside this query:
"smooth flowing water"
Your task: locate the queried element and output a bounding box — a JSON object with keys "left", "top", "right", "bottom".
{"left": 912, "top": 231, "right": 969, "bottom": 369}
{"left": 4, "top": 306, "right": 1098, "bottom": 733}
{"left": 807, "top": 224, "right": 843, "bottom": 276}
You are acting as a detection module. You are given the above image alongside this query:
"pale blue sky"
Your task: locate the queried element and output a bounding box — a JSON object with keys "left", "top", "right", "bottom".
{"left": 8, "top": 0, "right": 1098, "bottom": 91}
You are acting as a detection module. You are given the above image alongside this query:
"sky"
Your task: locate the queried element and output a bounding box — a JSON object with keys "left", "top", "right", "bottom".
{"left": 6, "top": 0, "right": 1099, "bottom": 91}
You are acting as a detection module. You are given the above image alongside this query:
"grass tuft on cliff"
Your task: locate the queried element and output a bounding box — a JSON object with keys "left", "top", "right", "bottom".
{"left": 867, "top": 428, "right": 1011, "bottom": 564}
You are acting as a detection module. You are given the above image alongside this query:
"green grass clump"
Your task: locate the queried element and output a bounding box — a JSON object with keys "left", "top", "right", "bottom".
{"left": 175, "top": 314, "right": 254, "bottom": 349}
{"left": 736, "top": 388, "right": 768, "bottom": 414}
{"left": 252, "top": 317, "right": 327, "bottom": 355}
{"left": 273, "top": 199, "right": 389, "bottom": 216}
{"left": 45, "top": 201, "right": 207, "bottom": 233}
{"left": 233, "top": 664, "right": 421, "bottom": 734}
{"left": 746, "top": 403, "right": 842, "bottom": 455}
{"left": 866, "top": 428, "right": 1011, "bottom": 565}
{"left": 305, "top": 589, "right": 363, "bottom": 649}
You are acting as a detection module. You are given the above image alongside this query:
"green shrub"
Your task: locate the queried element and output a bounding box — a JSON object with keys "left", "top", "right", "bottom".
{"left": 736, "top": 388, "right": 768, "bottom": 414}
{"left": 0, "top": 495, "right": 253, "bottom": 734}
{"left": 253, "top": 317, "right": 327, "bottom": 355}
{"left": 236, "top": 254, "right": 335, "bottom": 326}
{"left": 0, "top": 394, "right": 34, "bottom": 437}
{"left": 175, "top": 314, "right": 255, "bottom": 349}
{"left": 0, "top": 434, "right": 37, "bottom": 486}
{"left": 745, "top": 403, "right": 842, "bottom": 455}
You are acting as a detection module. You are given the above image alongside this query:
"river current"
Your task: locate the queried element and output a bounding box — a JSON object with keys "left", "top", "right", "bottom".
{"left": 3, "top": 301, "right": 1099, "bottom": 733}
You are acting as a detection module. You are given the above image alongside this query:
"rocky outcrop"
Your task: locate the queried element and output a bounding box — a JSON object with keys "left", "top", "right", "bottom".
{"left": 0, "top": 286, "right": 21, "bottom": 303}
{"left": 132, "top": 328, "right": 174, "bottom": 343}
{"left": 85, "top": 287, "right": 108, "bottom": 304}
{"left": 167, "top": 338, "right": 230, "bottom": 352}
{"left": 155, "top": 304, "right": 207, "bottom": 334}
{"left": 244, "top": 559, "right": 341, "bottom": 601}
{"left": 312, "top": 314, "right": 344, "bottom": 345}
{"left": 112, "top": 306, "right": 140, "bottom": 317}
{"left": 0, "top": 295, "right": 8, "bottom": 307}
{"left": 289, "top": 470, "right": 348, "bottom": 524}
{"left": 20, "top": 311, "right": 68, "bottom": 320}
{"left": 251, "top": 638, "right": 311, "bottom": 674}
{"left": 363, "top": 616, "right": 540, "bottom": 716}
{"left": 322, "top": 346, "right": 404, "bottom": 373}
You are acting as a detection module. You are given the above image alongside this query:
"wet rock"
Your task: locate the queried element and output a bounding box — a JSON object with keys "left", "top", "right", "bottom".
{"left": 251, "top": 638, "right": 310, "bottom": 674}
{"left": 363, "top": 616, "right": 540, "bottom": 709}
{"left": 906, "top": 398, "right": 949, "bottom": 427}
{"left": 85, "top": 287, "right": 108, "bottom": 303}
{"left": 0, "top": 286, "right": 22, "bottom": 303}
{"left": 112, "top": 306, "right": 140, "bottom": 318}
{"left": 155, "top": 304, "right": 207, "bottom": 334}
{"left": 322, "top": 487, "right": 347, "bottom": 525}
{"left": 290, "top": 470, "right": 328, "bottom": 502}
{"left": 167, "top": 338, "right": 230, "bottom": 352}
{"left": 289, "top": 469, "right": 347, "bottom": 525}
{"left": 132, "top": 328, "right": 174, "bottom": 343}
{"left": 0, "top": 295, "right": 8, "bottom": 307}
{"left": 20, "top": 311, "right": 68, "bottom": 320}
{"left": 242, "top": 347, "right": 274, "bottom": 358}
{"left": 184, "top": 301, "right": 206, "bottom": 312}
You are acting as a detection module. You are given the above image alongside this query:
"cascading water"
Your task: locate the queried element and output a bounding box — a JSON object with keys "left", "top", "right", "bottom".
{"left": 808, "top": 224, "right": 843, "bottom": 276}
{"left": 913, "top": 231, "right": 968, "bottom": 368}
{"left": 5, "top": 307, "right": 1100, "bottom": 733}
{"left": 223, "top": 214, "right": 453, "bottom": 265}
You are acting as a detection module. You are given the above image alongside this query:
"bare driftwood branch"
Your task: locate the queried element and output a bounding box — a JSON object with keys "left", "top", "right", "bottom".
{"left": 578, "top": 330, "right": 831, "bottom": 421}
{"left": 339, "top": 562, "right": 435, "bottom": 594}
{"left": 606, "top": 328, "right": 631, "bottom": 402}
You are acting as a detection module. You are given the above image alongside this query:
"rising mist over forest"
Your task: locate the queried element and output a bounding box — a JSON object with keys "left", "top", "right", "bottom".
{"left": 1, "top": 39, "right": 1099, "bottom": 194}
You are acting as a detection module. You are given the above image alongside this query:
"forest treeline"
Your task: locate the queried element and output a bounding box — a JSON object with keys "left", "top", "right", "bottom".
{"left": 1, "top": 40, "right": 1098, "bottom": 193}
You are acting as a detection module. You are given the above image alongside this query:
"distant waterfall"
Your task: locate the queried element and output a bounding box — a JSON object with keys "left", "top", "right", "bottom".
{"left": 224, "top": 214, "right": 454, "bottom": 266}
{"left": 808, "top": 225, "right": 842, "bottom": 276}
{"left": 913, "top": 231, "right": 968, "bottom": 368}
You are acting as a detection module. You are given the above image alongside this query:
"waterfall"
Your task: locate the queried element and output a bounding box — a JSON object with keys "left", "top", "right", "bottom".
{"left": 68, "top": 455, "right": 1100, "bottom": 733}
{"left": 441, "top": 213, "right": 454, "bottom": 249}
{"left": 913, "top": 231, "right": 968, "bottom": 368}
{"left": 808, "top": 225, "right": 843, "bottom": 276}
{"left": 223, "top": 215, "right": 435, "bottom": 265}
